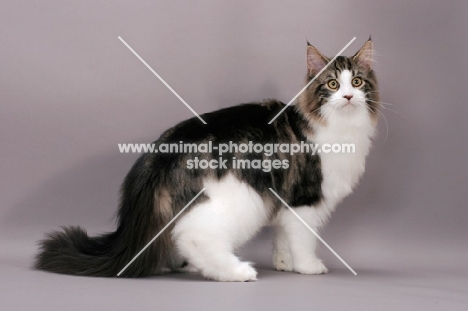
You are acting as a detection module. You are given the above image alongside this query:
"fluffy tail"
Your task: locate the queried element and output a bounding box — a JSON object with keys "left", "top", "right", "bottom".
{"left": 34, "top": 155, "right": 173, "bottom": 277}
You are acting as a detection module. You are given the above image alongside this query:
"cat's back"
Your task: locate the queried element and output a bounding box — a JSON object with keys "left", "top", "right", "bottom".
{"left": 159, "top": 100, "right": 303, "bottom": 143}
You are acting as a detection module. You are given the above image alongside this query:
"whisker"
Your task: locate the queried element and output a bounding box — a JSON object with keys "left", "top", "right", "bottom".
{"left": 358, "top": 98, "right": 403, "bottom": 118}
{"left": 379, "top": 105, "right": 404, "bottom": 118}
{"left": 364, "top": 104, "right": 377, "bottom": 116}
{"left": 376, "top": 109, "right": 389, "bottom": 143}
{"left": 361, "top": 103, "right": 388, "bottom": 142}
{"left": 317, "top": 108, "right": 329, "bottom": 124}
{"left": 307, "top": 105, "right": 323, "bottom": 118}
{"left": 326, "top": 102, "right": 341, "bottom": 124}
{"left": 367, "top": 99, "right": 394, "bottom": 106}
{"left": 355, "top": 97, "right": 394, "bottom": 106}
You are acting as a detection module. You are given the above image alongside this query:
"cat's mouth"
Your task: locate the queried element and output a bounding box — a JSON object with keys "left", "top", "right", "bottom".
{"left": 338, "top": 100, "right": 357, "bottom": 111}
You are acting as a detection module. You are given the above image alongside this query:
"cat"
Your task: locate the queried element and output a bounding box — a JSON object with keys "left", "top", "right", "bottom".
{"left": 35, "top": 39, "right": 379, "bottom": 281}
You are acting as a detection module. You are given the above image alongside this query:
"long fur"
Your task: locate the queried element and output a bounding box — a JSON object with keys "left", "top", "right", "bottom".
{"left": 35, "top": 40, "right": 379, "bottom": 281}
{"left": 35, "top": 158, "right": 170, "bottom": 277}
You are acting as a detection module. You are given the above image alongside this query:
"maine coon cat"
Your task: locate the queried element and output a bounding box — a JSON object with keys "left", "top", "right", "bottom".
{"left": 35, "top": 39, "right": 379, "bottom": 281}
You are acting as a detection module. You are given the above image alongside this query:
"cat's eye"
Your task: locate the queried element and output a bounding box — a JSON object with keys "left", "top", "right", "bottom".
{"left": 352, "top": 77, "right": 363, "bottom": 87}
{"left": 327, "top": 79, "right": 339, "bottom": 90}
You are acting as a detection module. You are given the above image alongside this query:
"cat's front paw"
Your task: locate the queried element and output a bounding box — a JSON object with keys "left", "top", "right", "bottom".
{"left": 273, "top": 251, "right": 293, "bottom": 272}
{"left": 208, "top": 261, "right": 258, "bottom": 282}
{"left": 233, "top": 262, "right": 258, "bottom": 282}
{"left": 294, "top": 259, "right": 328, "bottom": 275}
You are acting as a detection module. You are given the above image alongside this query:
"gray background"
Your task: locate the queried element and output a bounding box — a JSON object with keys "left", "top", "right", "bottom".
{"left": 1, "top": 0, "right": 467, "bottom": 310}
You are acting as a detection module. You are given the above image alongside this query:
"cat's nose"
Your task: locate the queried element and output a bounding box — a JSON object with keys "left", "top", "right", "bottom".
{"left": 343, "top": 95, "right": 353, "bottom": 100}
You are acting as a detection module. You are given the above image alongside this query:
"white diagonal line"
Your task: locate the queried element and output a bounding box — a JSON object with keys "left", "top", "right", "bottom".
{"left": 268, "top": 37, "right": 356, "bottom": 124}
{"left": 117, "top": 188, "right": 206, "bottom": 276}
{"left": 268, "top": 188, "right": 357, "bottom": 276}
{"left": 118, "top": 36, "right": 207, "bottom": 125}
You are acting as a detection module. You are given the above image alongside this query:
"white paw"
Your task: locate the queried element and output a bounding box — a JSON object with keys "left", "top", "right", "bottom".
{"left": 294, "top": 259, "right": 328, "bottom": 275}
{"left": 273, "top": 251, "right": 293, "bottom": 272}
{"left": 210, "top": 262, "right": 258, "bottom": 282}
{"left": 233, "top": 262, "right": 258, "bottom": 282}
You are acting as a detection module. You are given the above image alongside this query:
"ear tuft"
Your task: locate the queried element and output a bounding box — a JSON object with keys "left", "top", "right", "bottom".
{"left": 353, "top": 39, "right": 373, "bottom": 69}
{"left": 307, "top": 45, "right": 329, "bottom": 74}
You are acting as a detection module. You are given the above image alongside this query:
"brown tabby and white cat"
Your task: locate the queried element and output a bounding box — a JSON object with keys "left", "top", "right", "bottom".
{"left": 35, "top": 39, "right": 379, "bottom": 281}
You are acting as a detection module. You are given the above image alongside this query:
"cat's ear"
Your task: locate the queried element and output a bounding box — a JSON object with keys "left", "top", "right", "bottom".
{"left": 353, "top": 39, "right": 373, "bottom": 69}
{"left": 307, "top": 43, "right": 329, "bottom": 74}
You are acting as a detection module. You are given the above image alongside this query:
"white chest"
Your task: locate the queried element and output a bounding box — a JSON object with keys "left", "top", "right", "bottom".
{"left": 310, "top": 118, "right": 374, "bottom": 208}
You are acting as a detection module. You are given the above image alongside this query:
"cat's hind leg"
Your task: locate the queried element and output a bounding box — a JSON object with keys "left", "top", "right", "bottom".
{"left": 172, "top": 174, "right": 269, "bottom": 282}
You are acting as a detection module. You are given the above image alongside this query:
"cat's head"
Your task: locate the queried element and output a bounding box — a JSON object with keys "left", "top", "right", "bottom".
{"left": 298, "top": 39, "right": 379, "bottom": 126}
